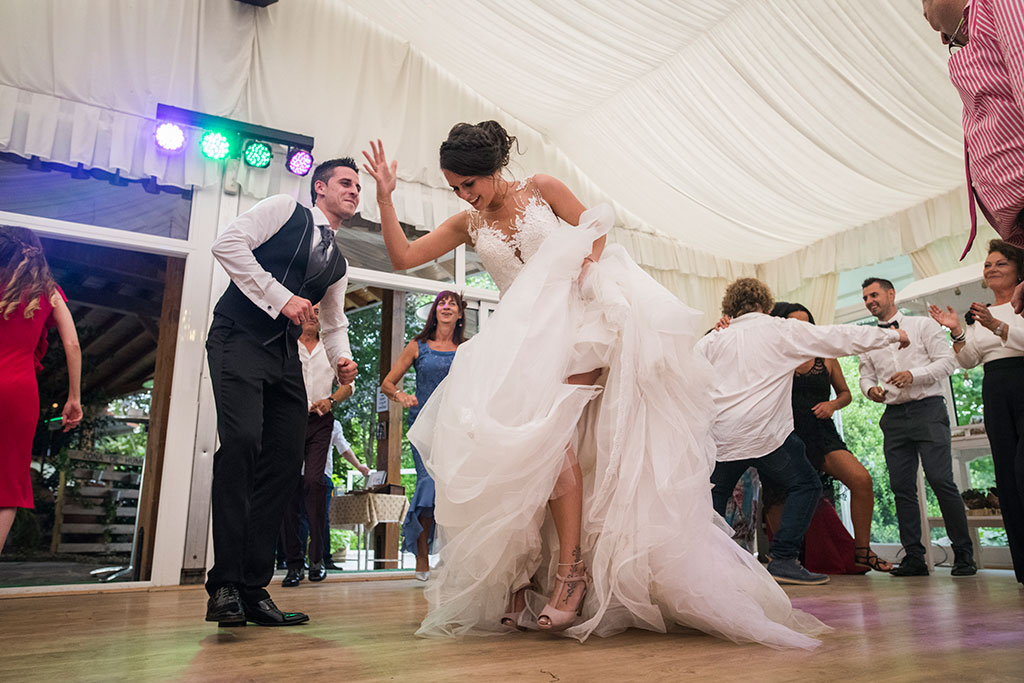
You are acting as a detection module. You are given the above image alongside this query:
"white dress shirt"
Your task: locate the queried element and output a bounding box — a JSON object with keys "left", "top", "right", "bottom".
{"left": 299, "top": 338, "right": 337, "bottom": 410}
{"left": 325, "top": 420, "right": 352, "bottom": 478}
{"left": 858, "top": 311, "right": 957, "bottom": 405}
{"left": 695, "top": 312, "right": 900, "bottom": 462}
{"left": 953, "top": 302, "right": 1024, "bottom": 368}
{"left": 211, "top": 194, "right": 352, "bottom": 367}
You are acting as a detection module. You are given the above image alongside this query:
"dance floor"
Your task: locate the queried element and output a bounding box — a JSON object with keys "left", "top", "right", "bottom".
{"left": 2, "top": 568, "right": 1021, "bottom": 682}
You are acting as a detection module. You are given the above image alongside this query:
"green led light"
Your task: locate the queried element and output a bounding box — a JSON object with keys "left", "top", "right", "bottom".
{"left": 199, "top": 131, "right": 232, "bottom": 160}
{"left": 243, "top": 140, "right": 273, "bottom": 168}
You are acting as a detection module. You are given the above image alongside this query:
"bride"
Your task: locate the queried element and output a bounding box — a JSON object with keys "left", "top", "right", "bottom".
{"left": 362, "top": 122, "right": 827, "bottom": 648}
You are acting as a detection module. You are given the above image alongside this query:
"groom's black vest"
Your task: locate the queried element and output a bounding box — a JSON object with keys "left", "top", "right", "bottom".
{"left": 213, "top": 202, "right": 347, "bottom": 347}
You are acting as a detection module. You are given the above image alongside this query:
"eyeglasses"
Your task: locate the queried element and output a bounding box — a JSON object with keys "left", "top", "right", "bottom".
{"left": 947, "top": 15, "right": 967, "bottom": 56}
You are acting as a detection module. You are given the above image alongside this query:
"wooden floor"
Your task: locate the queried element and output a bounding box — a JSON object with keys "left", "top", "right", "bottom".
{"left": 1, "top": 569, "right": 1022, "bottom": 683}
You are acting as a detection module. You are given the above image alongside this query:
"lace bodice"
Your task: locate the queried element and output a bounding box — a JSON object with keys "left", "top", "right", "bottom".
{"left": 467, "top": 177, "right": 560, "bottom": 295}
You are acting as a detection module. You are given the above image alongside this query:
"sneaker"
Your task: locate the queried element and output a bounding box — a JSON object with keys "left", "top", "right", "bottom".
{"left": 951, "top": 552, "right": 977, "bottom": 577}
{"left": 767, "top": 558, "right": 830, "bottom": 585}
{"left": 890, "top": 555, "right": 929, "bottom": 577}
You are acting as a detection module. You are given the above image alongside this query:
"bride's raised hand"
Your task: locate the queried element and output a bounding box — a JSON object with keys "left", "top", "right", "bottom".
{"left": 362, "top": 139, "right": 398, "bottom": 199}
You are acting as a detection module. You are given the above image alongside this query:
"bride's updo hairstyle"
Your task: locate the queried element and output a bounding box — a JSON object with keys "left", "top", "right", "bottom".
{"left": 439, "top": 120, "right": 517, "bottom": 176}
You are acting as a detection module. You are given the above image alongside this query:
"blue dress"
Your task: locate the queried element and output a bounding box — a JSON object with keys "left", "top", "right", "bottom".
{"left": 402, "top": 340, "right": 456, "bottom": 554}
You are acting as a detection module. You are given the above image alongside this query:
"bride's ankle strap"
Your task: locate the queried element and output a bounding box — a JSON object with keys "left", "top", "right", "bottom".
{"left": 556, "top": 560, "right": 585, "bottom": 566}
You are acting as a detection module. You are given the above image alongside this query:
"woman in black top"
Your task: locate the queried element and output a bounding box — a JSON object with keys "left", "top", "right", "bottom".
{"left": 769, "top": 302, "right": 891, "bottom": 572}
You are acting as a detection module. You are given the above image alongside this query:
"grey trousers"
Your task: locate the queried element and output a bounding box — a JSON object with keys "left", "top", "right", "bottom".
{"left": 880, "top": 396, "right": 972, "bottom": 560}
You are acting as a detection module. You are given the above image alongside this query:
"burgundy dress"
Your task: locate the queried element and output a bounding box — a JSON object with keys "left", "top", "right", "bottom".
{"left": 0, "top": 289, "right": 60, "bottom": 509}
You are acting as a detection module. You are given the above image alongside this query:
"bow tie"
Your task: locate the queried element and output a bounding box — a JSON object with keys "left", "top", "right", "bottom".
{"left": 879, "top": 320, "right": 899, "bottom": 329}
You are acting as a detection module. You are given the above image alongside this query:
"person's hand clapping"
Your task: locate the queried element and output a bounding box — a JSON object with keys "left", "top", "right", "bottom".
{"left": 337, "top": 357, "right": 358, "bottom": 385}
{"left": 969, "top": 302, "right": 999, "bottom": 332}
{"left": 928, "top": 304, "right": 963, "bottom": 336}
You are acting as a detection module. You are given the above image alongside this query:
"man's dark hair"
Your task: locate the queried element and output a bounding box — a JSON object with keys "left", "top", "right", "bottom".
{"left": 861, "top": 277, "right": 895, "bottom": 292}
{"left": 310, "top": 157, "right": 358, "bottom": 205}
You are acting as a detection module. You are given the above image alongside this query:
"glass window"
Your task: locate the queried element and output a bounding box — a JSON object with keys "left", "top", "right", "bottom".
{"left": 339, "top": 214, "right": 454, "bottom": 283}
{"left": 0, "top": 152, "right": 192, "bottom": 239}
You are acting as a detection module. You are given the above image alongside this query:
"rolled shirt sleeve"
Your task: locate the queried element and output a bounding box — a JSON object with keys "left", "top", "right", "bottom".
{"left": 210, "top": 194, "right": 298, "bottom": 319}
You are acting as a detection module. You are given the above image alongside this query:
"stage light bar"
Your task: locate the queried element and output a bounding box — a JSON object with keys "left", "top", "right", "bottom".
{"left": 286, "top": 148, "right": 314, "bottom": 176}
{"left": 243, "top": 140, "right": 273, "bottom": 168}
{"left": 200, "top": 131, "right": 232, "bottom": 160}
{"left": 154, "top": 122, "right": 185, "bottom": 152}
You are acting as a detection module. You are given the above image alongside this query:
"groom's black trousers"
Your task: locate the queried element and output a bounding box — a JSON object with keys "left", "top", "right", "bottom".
{"left": 204, "top": 316, "right": 307, "bottom": 601}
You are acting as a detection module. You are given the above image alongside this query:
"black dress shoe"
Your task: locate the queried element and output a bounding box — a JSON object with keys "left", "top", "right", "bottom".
{"left": 891, "top": 555, "right": 929, "bottom": 577}
{"left": 206, "top": 585, "right": 246, "bottom": 627}
{"left": 242, "top": 597, "right": 309, "bottom": 626}
{"left": 951, "top": 552, "right": 977, "bottom": 576}
{"left": 308, "top": 561, "right": 327, "bottom": 582}
{"left": 324, "top": 559, "right": 342, "bottom": 571}
{"left": 281, "top": 567, "right": 303, "bottom": 587}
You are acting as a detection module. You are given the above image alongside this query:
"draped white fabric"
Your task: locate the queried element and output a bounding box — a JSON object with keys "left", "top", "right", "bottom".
{"left": 0, "top": 0, "right": 992, "bottom": 320}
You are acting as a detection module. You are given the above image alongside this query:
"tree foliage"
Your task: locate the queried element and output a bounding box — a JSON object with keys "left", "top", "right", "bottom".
{"left": 330, "top": 292, "right": 430, "bottom": 492}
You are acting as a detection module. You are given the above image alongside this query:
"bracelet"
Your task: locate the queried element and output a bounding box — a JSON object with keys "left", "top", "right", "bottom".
{"left": 996, "top": 322, "right": 1008, "bottom": 337}
{"left": 951, "top": 330, "right": 966, "bottom": 343}
{"left": 584, "top": 256, "right": 597, "bottom": 263}
{"left": 377, "top": 199, "right": 394, "bottom": 207}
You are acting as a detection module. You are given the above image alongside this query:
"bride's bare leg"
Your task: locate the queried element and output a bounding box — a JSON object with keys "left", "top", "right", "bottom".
{"left": 537, "top": 368, "right": 600, "bottom": 630}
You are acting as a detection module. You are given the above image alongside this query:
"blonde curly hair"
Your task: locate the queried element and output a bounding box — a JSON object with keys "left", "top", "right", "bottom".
{"left": 721, "top": 278, "right": 774, "bottom": 318}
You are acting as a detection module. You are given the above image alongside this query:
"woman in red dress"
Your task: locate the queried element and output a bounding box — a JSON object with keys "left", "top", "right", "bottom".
{"left": 0, "top": 226, "right": 82, "bottom": 554}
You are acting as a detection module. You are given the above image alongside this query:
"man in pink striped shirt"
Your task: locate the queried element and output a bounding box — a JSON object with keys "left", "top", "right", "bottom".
{"left": 923, "top": 0, "right": 1024, "bottom": 315}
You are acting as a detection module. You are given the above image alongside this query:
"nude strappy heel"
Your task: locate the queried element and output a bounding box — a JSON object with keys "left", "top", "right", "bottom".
{"left": 501, "top": 583, "right": 533, "bottom": 631}
{"left": 537, "top": 561, "right": 589, "bottom": 632}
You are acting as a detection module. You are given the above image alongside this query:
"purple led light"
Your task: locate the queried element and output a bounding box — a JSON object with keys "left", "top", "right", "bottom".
{"left": 287, "top": 149, "right": 314, "bottom": 176}
{"left": 154, "top": 122, "right": 185, "bottom": 152}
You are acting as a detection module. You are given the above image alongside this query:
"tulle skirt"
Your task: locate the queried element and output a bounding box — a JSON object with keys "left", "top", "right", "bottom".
{"left": 409, "top": 205, "right": 828, "bottom": 648}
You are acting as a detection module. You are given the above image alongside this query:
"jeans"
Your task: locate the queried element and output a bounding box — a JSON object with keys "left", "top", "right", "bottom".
{"left": 711, "top": 432, "right": 821, "bottom": 561}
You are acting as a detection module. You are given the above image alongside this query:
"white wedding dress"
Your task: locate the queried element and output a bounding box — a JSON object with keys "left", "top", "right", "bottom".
{"left": 409, "top": 178, "right": 828, "bottom": 648}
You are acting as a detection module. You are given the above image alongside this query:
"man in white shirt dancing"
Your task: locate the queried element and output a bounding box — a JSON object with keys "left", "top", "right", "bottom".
{"left": 281, "top": 305, "right": 365, "bottom": 587}
{"left": 204, "top": 159, "right": 360, "bottom": 626}
{"left": 859, "top": 277, "right": 975, "bottom": 577}
{"left": 697, "top": 278, "right": 908, "bottom": 585}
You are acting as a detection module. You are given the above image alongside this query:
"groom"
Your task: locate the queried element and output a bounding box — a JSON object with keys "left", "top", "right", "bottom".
{"left": 204, "top": 158, "right": 359, "bottom": 626}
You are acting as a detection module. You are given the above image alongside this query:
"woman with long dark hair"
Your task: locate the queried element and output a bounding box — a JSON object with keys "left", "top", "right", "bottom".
{"left": 768, "top": 302, "right": 891, "bottom": 573}
{"left": 381, "top": 290, "right": 466, "bottom": 581}
{"left": 0, "top": 226, "right": 82, "bottom": 553}
{"left": 361, "top": 123, "right": 826, "bottom": 648}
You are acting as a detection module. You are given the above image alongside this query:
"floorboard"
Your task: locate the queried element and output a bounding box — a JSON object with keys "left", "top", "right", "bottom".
{"left": 1, "top": 568, "right": 1021, "bottom": 682}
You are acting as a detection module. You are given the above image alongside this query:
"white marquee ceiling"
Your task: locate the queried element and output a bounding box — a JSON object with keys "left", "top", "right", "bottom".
{"left": 347, "top": 0, "right": 968, "bottom": 263}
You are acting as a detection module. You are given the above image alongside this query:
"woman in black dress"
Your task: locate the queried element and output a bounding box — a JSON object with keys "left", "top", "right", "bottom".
{"left": 768, "top": 302, "right": 891, "bottom": 572}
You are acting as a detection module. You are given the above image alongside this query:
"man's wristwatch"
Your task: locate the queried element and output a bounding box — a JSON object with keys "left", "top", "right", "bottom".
{"left": 328, "top": 396, "right": 337, "bottom": 406}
